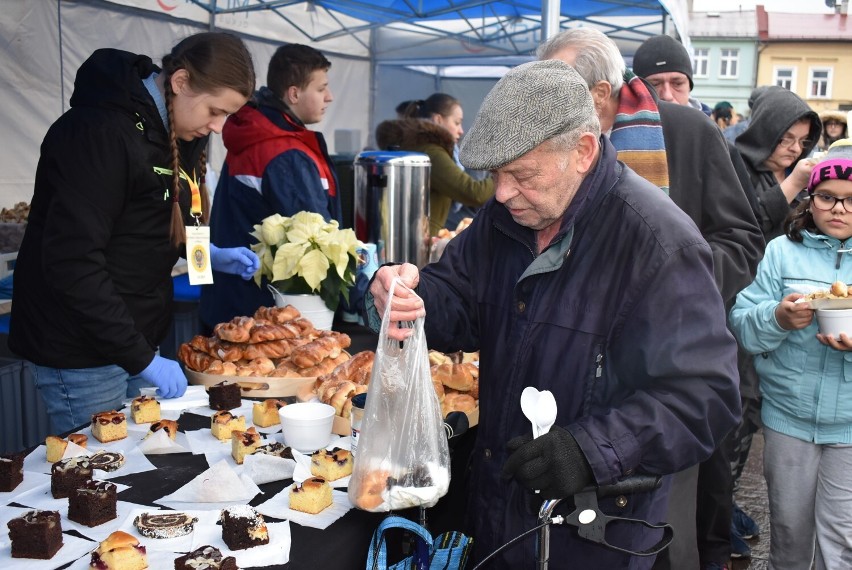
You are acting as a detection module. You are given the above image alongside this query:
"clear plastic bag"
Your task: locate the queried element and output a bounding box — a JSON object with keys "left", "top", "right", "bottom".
{"left": 348, "top": 279, "right": 451, "bottom": 512}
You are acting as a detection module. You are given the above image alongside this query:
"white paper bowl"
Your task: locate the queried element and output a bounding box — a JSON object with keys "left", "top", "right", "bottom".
{"left": 279, "top": 402, "right": 335, "bottom": 452}
{"left": 816, "top": 308, "right": 852, "bottom": 337}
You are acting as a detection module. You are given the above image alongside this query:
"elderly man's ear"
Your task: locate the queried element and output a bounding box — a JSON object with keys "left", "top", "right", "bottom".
{"left": 574, "top": 133, "right": 600, "bottom": 174}
{"left": 590, "top": 81, "right": 612, "bottom": 112}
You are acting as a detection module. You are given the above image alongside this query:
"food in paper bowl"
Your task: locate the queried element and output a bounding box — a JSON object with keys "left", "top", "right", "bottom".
{"left": 279, "top": 402, "right": 335, "bottom": 452}
{"left": 816, "top": 308, "right": 852, "bottom": 337}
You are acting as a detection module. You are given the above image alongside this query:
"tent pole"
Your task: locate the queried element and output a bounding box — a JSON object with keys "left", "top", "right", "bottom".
{"left": 209, "top": 0, "right": 217, "bottom": 31}
{"left": 542, "top": 0, "right": 560, "bottom": 41}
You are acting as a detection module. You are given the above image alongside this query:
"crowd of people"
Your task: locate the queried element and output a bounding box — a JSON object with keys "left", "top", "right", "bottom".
{"left": 7, "top": 25, "right": 851, "bottom": 570}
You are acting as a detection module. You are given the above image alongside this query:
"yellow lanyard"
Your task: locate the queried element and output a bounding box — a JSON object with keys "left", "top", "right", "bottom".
{"left": 179, "top": 167, "right": 203, "bottom": 223}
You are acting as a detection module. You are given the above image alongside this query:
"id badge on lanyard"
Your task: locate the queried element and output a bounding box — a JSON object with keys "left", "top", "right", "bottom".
{"left": 183, "top": 167, "right": 213, "bottom": 285}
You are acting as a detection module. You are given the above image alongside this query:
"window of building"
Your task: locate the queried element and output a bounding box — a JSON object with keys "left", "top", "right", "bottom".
{"left": 809, "top": 67, "right": 832, "bottom": 99}
{"left": 693, "top": 48, "right": 709, "bottom": 78}
{"left": 719, "top": 48, "right": 739, "bottom": 78}
{"left": 773, "top": 67, "right": 795, "bottom": 90}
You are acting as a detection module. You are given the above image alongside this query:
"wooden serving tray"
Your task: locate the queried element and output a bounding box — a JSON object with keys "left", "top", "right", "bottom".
{"left": 185, "top": 368, "right": 315, "bottom": 398}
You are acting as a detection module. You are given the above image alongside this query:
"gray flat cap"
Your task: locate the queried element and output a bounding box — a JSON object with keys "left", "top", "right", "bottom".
{"left": 459, "top": 59, "right": 595, "bottom": 170}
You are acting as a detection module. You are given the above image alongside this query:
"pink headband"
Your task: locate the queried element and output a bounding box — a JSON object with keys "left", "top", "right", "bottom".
{"left": 808, "top": 158, "right": 852, "bottom": 193}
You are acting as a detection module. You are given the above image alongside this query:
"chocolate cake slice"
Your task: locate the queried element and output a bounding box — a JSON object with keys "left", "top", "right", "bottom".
{"left": 68, "top": 480, "right": 117, "bottom": 527}
{"left": 208, "top": 381, "right": 241, "bottom": 411}
{"left": 7, "top": 510, "right": 63, "bottom": 559}
{"left": 0, "top": 452, "right": 24, "bottom": 492}
{"left": 219, "top": 505, "right": 269, "bottom": 550}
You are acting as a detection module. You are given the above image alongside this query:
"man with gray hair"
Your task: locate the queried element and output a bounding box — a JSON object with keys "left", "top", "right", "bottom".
{"left": 539, "top": 30, "right": 763, "bottom": 569}
{"left": 367, "top": 60, "right": 740, "bottom": 568}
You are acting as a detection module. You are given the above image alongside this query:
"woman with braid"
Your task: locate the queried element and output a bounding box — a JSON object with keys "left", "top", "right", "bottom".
{"left": 9, "top": 32, "right": 260, "bottom": 434}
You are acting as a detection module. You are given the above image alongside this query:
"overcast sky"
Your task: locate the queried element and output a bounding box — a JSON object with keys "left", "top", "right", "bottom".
{"left": 691, "top": 0, "right": 834, "bottom": 12}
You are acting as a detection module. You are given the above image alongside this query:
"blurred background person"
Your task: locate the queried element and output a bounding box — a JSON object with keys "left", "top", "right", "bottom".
{"left": 201, "top": 44, "right": 339, "bottom": 329}
{"left": 713, "top": 101, "right": 739, "bottom": 132}
{"left": 377, "top": 93, "right": 494, "bottom": 236}
{"left": 632, "top": 34, "right": 712, "bottom": 116}
{"left": 817, "top": 109, "right": 848, "bottom": 153}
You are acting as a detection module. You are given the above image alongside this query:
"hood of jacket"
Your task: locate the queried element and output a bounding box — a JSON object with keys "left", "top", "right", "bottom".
{"left": 221, "top": 90, "right": 309, "bottom": 157}
{"left": 375, "top": 118, "right": 455, "bottom": 157}
{"left": 736, "top": 86, "right": 821, "bottom": 171}
{"left": 70, "top": 48, "right": 160, "bottom": 123}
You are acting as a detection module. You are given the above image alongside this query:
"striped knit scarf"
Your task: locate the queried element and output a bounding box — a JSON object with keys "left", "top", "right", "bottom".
{"left": 609, "top": 70, "right": 669, "bottom": 194}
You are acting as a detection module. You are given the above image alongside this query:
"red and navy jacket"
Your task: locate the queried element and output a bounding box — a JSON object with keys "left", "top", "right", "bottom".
{"left": 201, "top": 88, "right": 341, "bottom": 328}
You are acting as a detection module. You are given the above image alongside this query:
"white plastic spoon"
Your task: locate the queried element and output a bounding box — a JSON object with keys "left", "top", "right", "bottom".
{"left": 520, "top": 386, "right": 541, "bottom": 439}
{"left": 536, "top": 390, "right": 557, "bottom": 437}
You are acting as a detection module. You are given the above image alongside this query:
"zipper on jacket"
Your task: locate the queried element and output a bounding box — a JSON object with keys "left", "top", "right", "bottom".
{"left": 595, "top": 352, "right": 604, "bottom": 378}
{"left": 837, "top": 240, "right": 851, "bottom": 270}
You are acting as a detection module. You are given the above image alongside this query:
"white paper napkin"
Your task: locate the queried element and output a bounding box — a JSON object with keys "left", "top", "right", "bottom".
{"left": 0, "top": 472, "right": 50, "bottom": 505}
{"left": 241, "top": 453, "right": 296, "bottom": 485}
{"left": 136, "top": 385, "right": 211, "bottom": 411}
{"left": 254, "top": 488, "right": 352, "bottom": 530}
{"left": 23, "top": 443, "right": 90, "bottom": 475}
{"left": 185, "top": 399, "right": 254, "bottom": 419}
{"left": 0, "top": 531, "right": 96, "bottom": 570}
{"left": 190, "top": 518, "right": 291, "bottom": 568}
{"left": 154, "top": 460, "right": 261, "bottom": 511}
{"left": 137, "top": 428, "right": 190, "bottom": 455}
{"left": 185, "top": 428, "right": 240, "bottom": 458}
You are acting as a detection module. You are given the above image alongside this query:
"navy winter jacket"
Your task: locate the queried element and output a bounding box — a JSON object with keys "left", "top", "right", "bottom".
{"left": 412, "top": 138, "right": 741, "bottom": 568}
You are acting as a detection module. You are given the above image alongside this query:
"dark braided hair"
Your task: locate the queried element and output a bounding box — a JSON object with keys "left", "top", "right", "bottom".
{"left": 160, "top": 32, "right": 255, "bottom": 247}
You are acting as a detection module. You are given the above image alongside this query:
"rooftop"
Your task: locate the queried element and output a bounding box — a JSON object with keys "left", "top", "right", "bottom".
{"left": 758, "top": 5, "right": 852, "bottom": 41}
{"left": 689, "top": 10, "right": 757, "bottom": 38}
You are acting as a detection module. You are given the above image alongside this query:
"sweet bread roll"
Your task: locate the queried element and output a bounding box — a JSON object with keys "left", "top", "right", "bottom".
{"left": 831, "top": 281, "right": 848, "bottom": 297}
{"left": 254, "top": 305, "right": 301, "bottom": 324}
{"left": 354, "top": 470, "right": 391, "bottom": 510}
{"left": 299, "top": 352, "right": 349, "bottom": 377}
{"left": 432, "top": 375, "right": 445, "bottom": 402}
{"left": 290, "top": 332, "right": 351, "bottom": 369}
{"left": 214, "top": 316, "right": 255, "bottom": 343}
{"left": 327, "top": 381, "right": 357, "bottom": 417}
{"left": 429, "top": 350, "right": 452, "bottom": 366}
{"left": 248, "top": 322, "right": 301, "bottom": 343}
{"left": 178, "top": 343, "right": 215, "bottom": 372}
{"left": 208, "top": 338, "right": 245, "bottom": 362}
{"left": 268, "top": 359, "right": 301, "bottom": 377}
{"left": 236, "top": 357, "right": 275, "bottom": 377}
{"left": 431, "top": 362, "right": 476, "bottom": 391}
{"left": 468, "top": 376, "right": 479, "bottom": 400}
{"left": 204, "top": 360, "right": 237, "bottom": 376}
{"left": 441, "top": 392, "right": 477, "bottom": 416}
{"left": 241, "top": 339, "right": 292, "bottom": 360}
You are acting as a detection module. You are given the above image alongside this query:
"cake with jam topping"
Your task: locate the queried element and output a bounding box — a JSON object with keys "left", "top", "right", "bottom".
{"left": 0, "top": 452, "right": 24, "bottom": 492}
{"left": 219, "top": 505, "right": 269, "bottom": 550}
{"left": 208, "top": 381, "right": 241, "bottom": 411}
{"left": 231, "top": 427, "right": 261, "bottom": 464}
{"left": 174, "top": 545, "right": 238, "bottom": 570}
{"left": 7, "top": 510, "right": 63, "bottom": 559}
{"left": 310, "top": 447, "right": 353, "bottom": 481}
{"left": 51, "top": 456, "right": 93, "bottom": 499}
{"left": 130, "top": 396, "right": 160, "bottom": 424}
{"left": 289, "top": 477, "right": 332, "bottom": 514}
{"left": 253, "top": 442, "right": 294, "bottom": 459}
{"left": 91, "top": 410, "right": 127, "bottom": 443}
{"left": 145, "top": 419, "right": 179, "bottom": 441}
{"left": 251, "top": 399, "right": 284, "bottom": 427}
{"left": 211, "top": 411, "right": 245, "bottom": 441}
{"left": 89, "top": 530, "right": 147, "bottom": 570}
{"left": 69, "top": 480, "right": 117, "bottom": 527}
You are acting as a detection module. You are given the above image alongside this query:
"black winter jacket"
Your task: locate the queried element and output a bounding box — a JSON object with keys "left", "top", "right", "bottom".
{"left": 10, "top": 49, "right": 204, "bottom": 374}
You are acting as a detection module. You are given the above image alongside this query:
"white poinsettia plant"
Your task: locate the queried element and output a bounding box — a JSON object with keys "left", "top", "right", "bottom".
{"left": 250, "top": 211, "right": 361, "bottom": 311}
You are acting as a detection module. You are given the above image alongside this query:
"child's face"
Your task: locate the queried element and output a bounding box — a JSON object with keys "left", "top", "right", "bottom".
{"left": 811, "top": 179, "right": 852, "bottom": 241}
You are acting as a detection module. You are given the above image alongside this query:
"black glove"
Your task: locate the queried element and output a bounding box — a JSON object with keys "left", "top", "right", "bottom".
{"left": 503, "top": 425, "right": 594, "bottom": 499}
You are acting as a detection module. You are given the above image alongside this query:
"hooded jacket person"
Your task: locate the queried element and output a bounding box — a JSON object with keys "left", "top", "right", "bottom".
{"left": 10, "top": 49, "right": 207, "bottom": 373}
{"left": 201, "top": 44, "right": 340, "bottom": 328}
{"left": 375, "top": 118, "right": 494, "bottom": 236}
{"left": 735, "top": 86, "right": 821, "bottom": 240}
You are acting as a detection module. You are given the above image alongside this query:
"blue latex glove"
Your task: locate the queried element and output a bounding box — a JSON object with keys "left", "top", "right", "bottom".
{"left": 139, "top": 356, "right": 188, "bottom": 399}
{"left": 210, "top": 244, "right": 260, "bottom": 280}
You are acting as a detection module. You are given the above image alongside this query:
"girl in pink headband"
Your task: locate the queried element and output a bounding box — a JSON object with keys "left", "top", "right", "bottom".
{"left": 730, "top": 138, "right": 852, "bottom": 569}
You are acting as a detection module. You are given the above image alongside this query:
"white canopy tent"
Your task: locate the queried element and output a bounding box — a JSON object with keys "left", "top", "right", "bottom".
{"left": 0, "top": 0, "right": 688, "bottom": 203}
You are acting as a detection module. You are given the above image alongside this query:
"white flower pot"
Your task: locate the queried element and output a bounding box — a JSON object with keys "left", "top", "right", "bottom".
{"left": 268, "top": 286, "right": 334, "bottom": 331}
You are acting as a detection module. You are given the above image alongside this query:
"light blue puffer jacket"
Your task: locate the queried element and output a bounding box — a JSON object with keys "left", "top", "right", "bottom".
{"left": 730, "top": 230, "right": 852, "bottom": 444}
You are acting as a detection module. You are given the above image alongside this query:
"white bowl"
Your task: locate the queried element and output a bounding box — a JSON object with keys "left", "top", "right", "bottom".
{"left": 279, "top": 402, "right": 335, "bottom": 452}
{"left": 816, "top": 308, "right": 852, "bottom": 337}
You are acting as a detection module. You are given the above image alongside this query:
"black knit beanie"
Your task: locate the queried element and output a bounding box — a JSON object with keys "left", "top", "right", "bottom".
{"left": 632, "top": 35, "right": 694, "bottom": 90}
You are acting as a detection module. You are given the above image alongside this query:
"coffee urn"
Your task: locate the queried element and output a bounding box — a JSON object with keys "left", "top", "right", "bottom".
{"left": 353, "top": 151, "right": 431, "bottom": 267}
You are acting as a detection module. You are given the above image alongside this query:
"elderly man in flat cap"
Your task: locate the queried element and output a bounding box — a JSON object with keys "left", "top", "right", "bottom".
{"left": 366, "top": 60, "right": 740, "bottom": 568}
